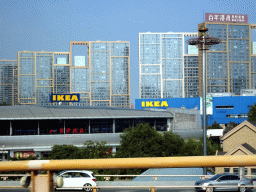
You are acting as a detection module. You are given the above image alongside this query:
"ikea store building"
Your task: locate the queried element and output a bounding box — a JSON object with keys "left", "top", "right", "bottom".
{"left": 0, "top": 105, "right": 202, "bottom": 160}
{"left": 135, "top": 96, "right": 256, "bottom": 126}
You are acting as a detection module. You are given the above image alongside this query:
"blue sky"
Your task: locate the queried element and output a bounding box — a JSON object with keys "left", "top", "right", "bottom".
{"left": 1, "top": 0, "right": 256, "bottom": 104}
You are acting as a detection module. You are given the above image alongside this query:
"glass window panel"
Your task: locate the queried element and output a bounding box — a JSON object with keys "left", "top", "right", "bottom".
{"left": 163, "top": 80, "right": 183, "bottom": 98}
{"left": 139, "top": 34, "right": 160, "bottom": 44}
{"left": 229, "top": 40, "right": 249, "bottom": 62}
{"left": 111, "top": 43, "right": 129, "bottom": 56}
{"left": 115, "top": 118, "right": 133, "bottom": 133}
{"left": 162, "top": 59, "right": 183, "bottom": 80}
{"left": 206, "top": 24, "right": 227, "bottom": 41}
{"left": 140, "top": 44, "right": 160, "bottom": 64}
{"left": 228, "top": 25, "right": 249, "bottom": 39}
{"left": 111, "top": 57, "right": 129, "bottom": 95}
{"left": 141, "top": 65, "right": 160, "bottom": 74}
{"left": 71, "top": 68, "right": 90, "bottom": 92}
{"left": 140, "top": 74, "right": 161, "bottom": 99}
{"left": 90, "top": 119, "right": 113, "bottom": 133}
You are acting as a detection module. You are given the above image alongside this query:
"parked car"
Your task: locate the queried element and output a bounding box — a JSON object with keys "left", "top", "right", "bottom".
{"left": 195, "top": 173, "right": 253, "bottom": 192}
{"left": 55, "top": 170, "right": 96, "bottom": 191}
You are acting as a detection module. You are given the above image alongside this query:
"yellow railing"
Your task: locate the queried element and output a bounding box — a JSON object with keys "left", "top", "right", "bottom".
{"left": 0, "top": 155, "right": 256, "bottom": 192}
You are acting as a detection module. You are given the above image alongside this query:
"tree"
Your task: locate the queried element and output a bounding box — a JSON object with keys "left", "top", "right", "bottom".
{"left": 183, "top": 137, "right": 222, "bottom": 156}
{"left": 161, "top": 132, "right": 185, "bottom": 157}
{"left": 116, "top": 123, "right": 163, "bottom": 158}
{"left": 82, "top": 141, "right": 112, "bottom": 159}
{"left": 227, "top": 121, "right": 238, "bottom": 128}
{"left": 117, "top": 123, "right": 187, "bottom": 158}
{"left": 207, "top": 121, "right": 222, "bottom": 129}
{"left": 248, "top": 104, "right": 256, "bottom": 121}
{"left": 48, "top": 145, "right": 82, "bottom": 159}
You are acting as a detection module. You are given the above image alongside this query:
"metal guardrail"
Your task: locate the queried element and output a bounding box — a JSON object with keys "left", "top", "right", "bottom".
{"left": 0, "top": 155, "right": 256, "bottom": 192}
{"left": 55, "top": 185, "right": 256, "bottom": 192}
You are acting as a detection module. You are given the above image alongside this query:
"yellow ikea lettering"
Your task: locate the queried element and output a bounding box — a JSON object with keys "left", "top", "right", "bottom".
{"left": 71, "top": 95, "right": 78, "bottom": 101}
{"left": 57, "top": 95, "right": 64, "bottom": 101}
{"left": 52, "top": 95, "right": 56, "bottom": 101}
{"left": 161, "top": 101, "right": 168, "bottom": 107}
{"left": 141, "top": 100, "right": 169, "bottom": 107}
{"left": 65, "top": 95, "right": 71, "bottom": 101}
{"left": 146, "top": 101, "right": 153, "bottom": 107}
{"left": 154, "top": 101, "right": 160, "bottom": 107}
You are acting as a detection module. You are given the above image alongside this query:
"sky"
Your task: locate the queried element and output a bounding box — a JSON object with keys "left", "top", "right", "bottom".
{"left": 1, "top": 0, "right": 256, "bottom": 104}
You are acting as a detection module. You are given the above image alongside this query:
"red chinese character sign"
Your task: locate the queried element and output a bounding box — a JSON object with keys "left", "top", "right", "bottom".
{"left": 205, "top": 13, "right": 248, "bottom": 23}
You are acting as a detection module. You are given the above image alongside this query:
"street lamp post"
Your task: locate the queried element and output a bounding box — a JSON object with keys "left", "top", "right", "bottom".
{"left": 187, "top": 28, "right": 221, "bottom": 175}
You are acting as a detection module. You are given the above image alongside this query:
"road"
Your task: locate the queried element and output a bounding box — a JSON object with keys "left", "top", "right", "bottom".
{"left": 0, "top": 189, "right": 193, "bottom": 192}
{"left": 1, "top": 188, "right": 256, "bottom": 192}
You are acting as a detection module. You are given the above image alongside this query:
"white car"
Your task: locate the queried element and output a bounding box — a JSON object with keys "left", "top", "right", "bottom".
{"left": 55, "top": 170, "right": 96, "bottom": 191}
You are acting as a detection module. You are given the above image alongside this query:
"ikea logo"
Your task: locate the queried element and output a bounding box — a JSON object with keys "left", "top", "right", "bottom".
{"left": 50, "top": 94, "right": 80, "bottom": 102}
{"left": 141, "top": 101, "right": 168, "bottom": 107}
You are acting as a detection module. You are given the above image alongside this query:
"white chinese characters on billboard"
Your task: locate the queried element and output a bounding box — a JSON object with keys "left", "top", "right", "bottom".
{"left": 205, "top": 13, "right": 248, "bottom": 23}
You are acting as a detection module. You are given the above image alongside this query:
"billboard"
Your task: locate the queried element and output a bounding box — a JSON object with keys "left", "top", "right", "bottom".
{"left": 200, "top": 96, "right": 213, "bottom": 115}
{"left": 205, "top": 13, "right": 248, "bottom": 23}
{"left": 14, "top": 151, "right": 34, "bottom": 158}
{"left": 188, "top": 45, "right": 198, "bottom": 54}
{"left": 50, "top": 94, "right": 80, "bottom": 102}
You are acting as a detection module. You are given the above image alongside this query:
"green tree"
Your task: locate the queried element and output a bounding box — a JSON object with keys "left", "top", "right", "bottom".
{"left": 227, "top": 121, "right": 238, "bottom": 128}
{"left": 161, "top": 132, "right": 185, "bottom": 157}
{"left": 116, "top": 123, "right": 163, "bottom": 158}
{"left": 116, "top": 123, "right": 189, "bottom": 158}
{"left": 82, "top": 141, "right": 112, "bottom": 159}
{"left": 183, "top": 137, "right": 222, "bottom": 156}
{"left": 48, "top": 145, "right": 82, "bottom": 159}
{"left": 207, "top": 121, "right": 222, "bottom": 129}
{"left": 248, "top": 104, "right": 256, "bottom": 121}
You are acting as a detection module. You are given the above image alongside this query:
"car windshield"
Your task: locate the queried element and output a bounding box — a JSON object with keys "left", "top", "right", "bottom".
{"left": 209, "top": 174, "right": 222, "bottom": 180}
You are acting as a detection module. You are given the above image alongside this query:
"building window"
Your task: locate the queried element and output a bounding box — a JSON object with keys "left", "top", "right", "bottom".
{"left": 251, "top": 168, "right": 256, "bottom": 175}
{"left": 224, "top": 168, "right": 230, "bottom": 173}
{"left": 233, "top": 168, "right": 239, "bottom": 175}
{"left": 226, "top": 114, "right": 248, "bottom": 118}
{"left": 216, "top": 105, "right": 234, "bottom": 109}
{"left": 244, "top": 168, "right": 248, "bottom": 175}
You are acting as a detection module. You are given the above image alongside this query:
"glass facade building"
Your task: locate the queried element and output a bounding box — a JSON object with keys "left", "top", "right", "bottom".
{"left": 139, "top": 32, "right": 198, "bottom": 99}
{"left": 198, "top": 22, "right": 256, "bottom": 96}
{"left": 18, "top": 52, "right": 70, "bottom": 105}
{"left": 17, "top": 41, "right": 130, "bottom": 107}
{"left": 70, "top": 41, "right": 130, "bottom": 107}
{"left": 0, "top": 60, "right": 18, "bottom": 105}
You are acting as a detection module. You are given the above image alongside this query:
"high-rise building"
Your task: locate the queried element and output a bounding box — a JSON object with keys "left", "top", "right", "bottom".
{"left": 0, "top": 60, "right": 18, "bottom": 105}
{"left": 139, "top": 32, "right": 198, "bottom": 99}
{"left": 70, "top": 41, "right": 130, "bottom": 107}
{"left": 17, "top": 41, "right": 130, "bottom": 107}
{"left": 198, "top": 13, "right": 256, "bottom": 96}
{"left": 18, "top": 51, "right": 70, "bottom": 106}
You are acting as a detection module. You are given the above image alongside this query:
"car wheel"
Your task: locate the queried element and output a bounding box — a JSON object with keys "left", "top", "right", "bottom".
{"left": 239, "top": 185, "right": 246, "bottom": 192}
{"left": 83, "top": 183, "right": 92, "bottom": 192}
{"left": 206, "top": 185, "right": 214, "bottom": 192}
